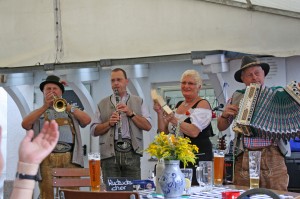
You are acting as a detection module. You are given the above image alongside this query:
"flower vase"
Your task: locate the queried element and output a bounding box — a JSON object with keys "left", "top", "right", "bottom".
{"left": 159, "top": 160, "right": 185, "bottom": 199}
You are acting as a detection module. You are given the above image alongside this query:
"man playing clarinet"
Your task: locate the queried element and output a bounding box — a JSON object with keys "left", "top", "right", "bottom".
{"left": 90, "top": 68, "right": 152, "bottom": 183}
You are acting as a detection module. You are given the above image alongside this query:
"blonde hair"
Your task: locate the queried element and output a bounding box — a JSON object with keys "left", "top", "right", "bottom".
{"left": 180, "top": 70, "right": 202, "bottom": 87}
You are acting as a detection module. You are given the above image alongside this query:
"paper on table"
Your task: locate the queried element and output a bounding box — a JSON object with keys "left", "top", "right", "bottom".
{"left": 151, "top": 89, "right": 173, "bottom": 114}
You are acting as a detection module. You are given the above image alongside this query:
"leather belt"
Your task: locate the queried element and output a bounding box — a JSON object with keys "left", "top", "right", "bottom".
{"left": 53, "top": 141, "right": 74, "bottom": 153}
{"left": 115, "top": 138, "right": 132, "bottom": 153}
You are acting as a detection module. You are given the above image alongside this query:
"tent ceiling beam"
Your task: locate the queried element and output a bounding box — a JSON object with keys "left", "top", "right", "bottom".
{"left": 0, "top": 61, "right": 99, "bottom": 74}
{"left": 0, "top": 50, "right": 257, "bottom": 74}
{"left": 0, "top": 54, "right": 192, "bottom": 74}
{"left": 1, "top": 52, "right": 214, "bottom": 74}
{"left": 102, "top": 51, "right": 223, "bottom": 67}
{"left": 100, "top": 54, "right": 192, "bottom": 67}
{"left": 199, "top": 0, "right": 300, "bottom": 19}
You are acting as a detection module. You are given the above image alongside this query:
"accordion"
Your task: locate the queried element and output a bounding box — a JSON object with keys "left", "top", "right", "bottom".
{"left": 233, "top": 81, "right": 300, "bottom": 141}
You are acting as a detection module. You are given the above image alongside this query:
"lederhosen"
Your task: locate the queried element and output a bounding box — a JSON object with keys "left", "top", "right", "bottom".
{"left": 39, "top": 110, "right": 80, "bottom": 199}
{"left": 175, "top": 99, "right": 214, "bottom": 185}
{"left": 44, "top": 112, "right": 75, "bottom": 153}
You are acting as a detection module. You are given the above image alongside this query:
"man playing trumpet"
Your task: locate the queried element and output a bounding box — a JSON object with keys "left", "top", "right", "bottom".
{"left": 22, "top": 75, "right": 91, "bottom": 199}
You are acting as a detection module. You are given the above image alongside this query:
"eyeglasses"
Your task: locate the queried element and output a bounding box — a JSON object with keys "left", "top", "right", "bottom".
{"left": 180, "top": 81, "right": 197, "bottom": 86}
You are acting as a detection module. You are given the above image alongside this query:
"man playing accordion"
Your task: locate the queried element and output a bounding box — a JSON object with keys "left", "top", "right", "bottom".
{"left": 217, "top": 55, "right": 300, "bottom": 191}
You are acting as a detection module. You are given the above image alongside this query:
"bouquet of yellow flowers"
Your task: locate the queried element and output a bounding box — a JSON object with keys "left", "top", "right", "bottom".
{"left": 145, "top": 132, "right": 199, "bottom": 168}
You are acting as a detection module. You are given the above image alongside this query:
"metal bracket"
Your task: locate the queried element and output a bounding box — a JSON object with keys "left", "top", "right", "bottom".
{"left": 44, "top": 63, "right": 55, "bottom": 71}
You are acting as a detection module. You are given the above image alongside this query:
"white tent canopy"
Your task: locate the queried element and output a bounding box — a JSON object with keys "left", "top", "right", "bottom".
{"left": 1, "top": 0, "right": 300, "bottom": 69}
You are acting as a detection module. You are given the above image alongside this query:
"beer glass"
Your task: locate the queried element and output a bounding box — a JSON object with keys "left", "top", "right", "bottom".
{"left": 248, "top": 151, "right": 261, "bottom": 189}
{"left": 213, "top": 150, "right": 225, "bottom": 186}
{"left": 196, "top": 161, "right": 213, "bottom": 191}
{"left": 88, "top": 152, "right": 101, "bottom": 192}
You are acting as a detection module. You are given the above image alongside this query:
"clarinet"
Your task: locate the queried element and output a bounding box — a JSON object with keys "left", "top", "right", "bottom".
{"left": 114, "top": 89, "right": 123, "bottom": 143}
{"left": 113, "top": 89, "right": 132, "bottom": 152}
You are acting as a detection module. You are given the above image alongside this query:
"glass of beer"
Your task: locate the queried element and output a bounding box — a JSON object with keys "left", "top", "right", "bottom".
{"left": 248, "top": 151, "right": 261, "bottom": 189}
{"left": 213, "top": 150, "right": 225, "bottom": 186}
{"left": 88, "top": 152, "right": 101, "bottom": 192}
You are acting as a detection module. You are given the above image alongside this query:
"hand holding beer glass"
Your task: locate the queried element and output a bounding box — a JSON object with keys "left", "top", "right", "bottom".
{"left": 88, "top": 152, "right": 101, "bottom": 192}
{"left": 248, "top": 151, "right": 261, "bottom": 189}
{"left": 213, "top": 150, "right": 225, "bottom": 186}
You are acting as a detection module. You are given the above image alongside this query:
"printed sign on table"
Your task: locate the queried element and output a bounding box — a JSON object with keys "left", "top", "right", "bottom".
{"left": 107, "top": 177, "right": 134, "bottom": 191}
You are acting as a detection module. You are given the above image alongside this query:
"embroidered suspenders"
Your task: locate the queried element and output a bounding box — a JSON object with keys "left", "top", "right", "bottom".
{"left": 44, "top": 111, "right": 75, "bottom": 152}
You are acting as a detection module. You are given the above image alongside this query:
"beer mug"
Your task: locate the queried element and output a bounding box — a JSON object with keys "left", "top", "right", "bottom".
{"left": 196, "top": 161, "right": 213, "bottom": 191}
{"left": 88, "top": 152, "right": 101, "bottom": 192}
{"left": 213, "top": 150, "right": 225, "bottom": 186}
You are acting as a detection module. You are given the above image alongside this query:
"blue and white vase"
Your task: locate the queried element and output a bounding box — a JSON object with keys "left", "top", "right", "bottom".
{"left": 159, "top": 160, "right": 185, "bottom": 199}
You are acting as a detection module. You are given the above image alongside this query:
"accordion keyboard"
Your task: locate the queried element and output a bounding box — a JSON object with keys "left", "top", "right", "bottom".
{"left": 234, "top": 81, "right": 300, "bottom": 141}
{"left": 284, "top": 80, "right": 300, "bottom": 104}
{"left": 234, "top": 83, "right": 261, "bottom": 136}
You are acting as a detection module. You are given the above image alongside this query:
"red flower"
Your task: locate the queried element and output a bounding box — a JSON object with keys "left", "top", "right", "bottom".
{"left": 212, "top": 111, "right": 217, "bottom": 119}
{"left": 185, "top": 110, "right": 190, "bottom": 116}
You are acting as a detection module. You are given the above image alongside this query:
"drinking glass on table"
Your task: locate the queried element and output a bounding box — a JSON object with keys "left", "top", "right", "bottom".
{"left": 248, "top": 151, "right": 261, "bottom": 189}
{"left": 180, "top": 168, "right": 193, "bottom": 195}
{"left": 196, "top": 161, "right": 213, "bottom": 191}
{"left": 213, "top": 150, "right": 225, "bottom": 186}
{"left": 88, "top": 152, "right": 101, "bottom": 192}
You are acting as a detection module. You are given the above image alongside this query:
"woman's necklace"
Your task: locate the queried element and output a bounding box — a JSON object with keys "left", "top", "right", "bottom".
{"left": 183, "top": 97, "right": 198, "bottom": 107}
{"left": 183, "top": 102, "right": 189, "bottom": 107}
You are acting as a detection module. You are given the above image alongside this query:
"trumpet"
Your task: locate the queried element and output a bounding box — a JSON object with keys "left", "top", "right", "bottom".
{"left": 53, "top": 95, "right": 67, "bottom": 112}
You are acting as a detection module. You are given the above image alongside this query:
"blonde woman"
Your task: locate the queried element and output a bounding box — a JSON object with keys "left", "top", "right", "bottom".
{"left": 153, "top": 69, "right": 214, "bottom": 185}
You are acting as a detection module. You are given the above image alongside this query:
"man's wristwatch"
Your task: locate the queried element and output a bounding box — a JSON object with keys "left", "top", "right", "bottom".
{"left": 70, "top": 105, "right": 76, "bottom": 113}
{"left": 129, "top": 111, "right": 136, "bottom": 119}
{"left": 16, "top": 172, "right": 39, "bottom": 181}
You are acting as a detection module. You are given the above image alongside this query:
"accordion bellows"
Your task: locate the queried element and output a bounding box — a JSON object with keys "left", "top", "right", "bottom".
{"left": 234, "top": 81, "right": 300, "bottom": 141}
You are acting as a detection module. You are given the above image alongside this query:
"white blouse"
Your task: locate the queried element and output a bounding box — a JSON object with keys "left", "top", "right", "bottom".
{"left": 168, "top": 107, "right": 212, "bottom": 135}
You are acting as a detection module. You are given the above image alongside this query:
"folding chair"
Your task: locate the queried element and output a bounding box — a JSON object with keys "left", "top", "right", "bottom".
{"left": 59, "top": 189, "right": 140, "bottom": 199}
{"left": 52, "top": 168, "right": 91, "bottom": 198}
